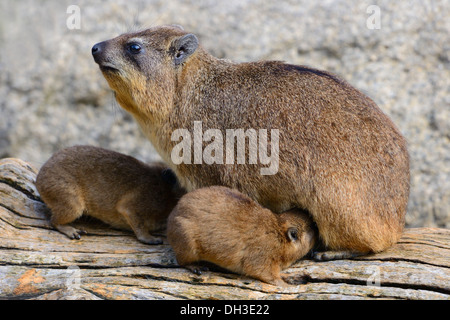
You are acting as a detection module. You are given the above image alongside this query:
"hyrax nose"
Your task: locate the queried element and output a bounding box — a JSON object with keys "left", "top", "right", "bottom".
{"left": 91, "top": 42, "right": 104, "bottom": 55}
{"left": 92, "top": 41, "right": 107, "bottom": 63}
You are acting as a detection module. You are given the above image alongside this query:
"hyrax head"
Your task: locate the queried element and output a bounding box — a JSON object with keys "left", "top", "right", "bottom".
{"left": 92, "top": 25, "right": 199, "bottom": 117}
{"left": 279, "top": 209, "right": 317, "bottom": 264}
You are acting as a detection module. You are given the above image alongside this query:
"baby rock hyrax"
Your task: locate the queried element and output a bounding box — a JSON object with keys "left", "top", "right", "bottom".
{"left": 167, "top": 186, "right": 317, "bottom": 285}
{"left": 36, "top": 145, "right": 185, "bottom": 244}
{"left": 93, "top": 25, "right": 410, "bottom": 259}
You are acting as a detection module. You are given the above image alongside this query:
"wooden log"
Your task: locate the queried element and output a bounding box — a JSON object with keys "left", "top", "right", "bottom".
{"left": 0, "top": 158, "right": 448, "bottom": 300}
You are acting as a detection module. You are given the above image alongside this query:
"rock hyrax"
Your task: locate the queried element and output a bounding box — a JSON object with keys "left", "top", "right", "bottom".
{"left": 36, "top": 145, "right": 185, "bottom": 244}
{"left": 167, "top": 186, "right": 316, "bottom": 285}
{"left": 92, "top": 25, "right": 410, "bottom": 258}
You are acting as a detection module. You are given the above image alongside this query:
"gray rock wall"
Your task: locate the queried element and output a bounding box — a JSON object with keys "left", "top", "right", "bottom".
{"left": 0, "top": 0, "right": 448, "bottom": 227}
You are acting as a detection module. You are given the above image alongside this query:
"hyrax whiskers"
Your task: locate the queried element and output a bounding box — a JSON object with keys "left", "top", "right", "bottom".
{"left": 36, "top": 145, "right": 185, "bottom": 244}
{"left": 167, "top": 186, "right": 317, "bottom": 285}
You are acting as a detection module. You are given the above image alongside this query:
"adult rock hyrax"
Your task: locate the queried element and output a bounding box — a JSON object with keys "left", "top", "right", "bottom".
{"left": 36, "top": 145, "right": 185, "bottom": 244}
{"left": 92, "top": 25, "right": 410, "bottom": 258}
{"left": 167, "top": 186, "right": 317, "bottom": 285}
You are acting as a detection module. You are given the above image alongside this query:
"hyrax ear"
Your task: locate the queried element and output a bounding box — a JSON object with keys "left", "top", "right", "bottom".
{"left": 170, "top": 24, "right": 185, "bottom": 31}
{"left": 161, "top": 168, "right": 178, "bottom": 187}
{"left": 171, "top": 34, "right": 199, "bottom": 66}
{"left": 287, "top": 227, "right": 299, "bottom": 242}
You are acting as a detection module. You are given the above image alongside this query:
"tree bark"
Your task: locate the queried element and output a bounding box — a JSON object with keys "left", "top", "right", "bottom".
{"left": 0, "top": 158, "right": 448, "bottom": 300}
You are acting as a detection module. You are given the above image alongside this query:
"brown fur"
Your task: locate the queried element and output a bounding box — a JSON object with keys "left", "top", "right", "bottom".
{"left": 167, "top": 186, "right": 316, "bottom": 285}
{"left": 36, "top": 145, "right": 185, "bottom": 244}
{"left": 92, "top": 25, "right": 410, "bottom": 255}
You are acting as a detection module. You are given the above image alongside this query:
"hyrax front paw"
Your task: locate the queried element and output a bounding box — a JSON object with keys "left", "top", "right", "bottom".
{"left": 312, "top": 250, "right": 364, "bottom": 261}
{"left": 137, "top": 235, "right": 164, "bottom": 245}
{"left": 185, "top": 264, "right": 209, "bottom": 275}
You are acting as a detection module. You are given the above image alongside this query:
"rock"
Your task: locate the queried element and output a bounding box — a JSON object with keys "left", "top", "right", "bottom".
{"left": 0, "top": 158, "right": 449, "bottom": 300}
{"left": 0, "top": 0, "right": 449, "bottom": 227}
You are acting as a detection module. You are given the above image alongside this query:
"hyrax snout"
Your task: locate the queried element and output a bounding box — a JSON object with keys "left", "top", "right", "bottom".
{"left": 36, "top": 145, "right": 185, "bottom": 244}
{"left": 167, "top": 186, "right": 317, "bottom": 285}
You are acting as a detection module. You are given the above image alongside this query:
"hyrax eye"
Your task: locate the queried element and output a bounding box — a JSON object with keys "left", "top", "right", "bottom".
{"left": 287, "top": 228, "right": 299, "bottom": 241}
{"left": 127, "top": 43, "right": 143, "bottom": 54}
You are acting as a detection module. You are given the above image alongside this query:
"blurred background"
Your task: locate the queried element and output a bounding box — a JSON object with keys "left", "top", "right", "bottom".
{"left": 0, "top": 0, "right": 448, "bottom": 227}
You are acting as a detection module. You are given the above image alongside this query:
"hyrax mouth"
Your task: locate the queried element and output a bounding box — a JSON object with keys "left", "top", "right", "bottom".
{"left": 99, "top": 63, "right": 120, "bottom": 73}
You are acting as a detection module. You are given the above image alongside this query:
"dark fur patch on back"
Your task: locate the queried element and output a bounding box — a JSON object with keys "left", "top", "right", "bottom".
{"left": 282, "top": 64, "right": 343, "bottom": 84}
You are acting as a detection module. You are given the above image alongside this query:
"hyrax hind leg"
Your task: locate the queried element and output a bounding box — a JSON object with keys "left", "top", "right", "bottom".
{"left": 309, "top": 236, "right": 365, "bottom": 261}
{"left": 48, "top": 197, "right": 87, "bottom": 240}
{"left": 310, "top": 191, "right": 402, "bottom": 260}
{"left": 254, "top": 265, "right": 288, "bottom": 286}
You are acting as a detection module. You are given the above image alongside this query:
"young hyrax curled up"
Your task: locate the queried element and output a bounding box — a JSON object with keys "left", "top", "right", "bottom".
{"left": 167, "top": 186, "right": 316, "bottom": 285}
{"left": 36, "top": 145, "right": 185, "bottom": 244}
{"left": 92, "top": 25, "right": 410, "bottom": 259}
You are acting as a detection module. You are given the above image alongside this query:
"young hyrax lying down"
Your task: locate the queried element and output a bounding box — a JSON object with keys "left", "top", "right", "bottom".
{"left": 167, "top": 186, "right": 317, "bottom": 285}
{"left": 36, "top": 145, "right": 185, "bottom": 244}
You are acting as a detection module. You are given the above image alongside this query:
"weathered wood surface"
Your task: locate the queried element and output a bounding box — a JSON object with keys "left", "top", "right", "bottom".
{"left": 0, "top": 157, "right": 449, "bottom": 300}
